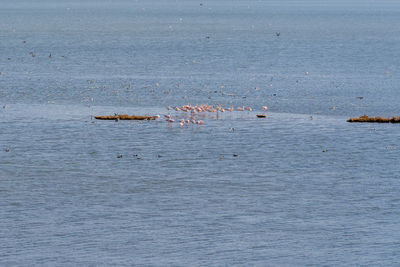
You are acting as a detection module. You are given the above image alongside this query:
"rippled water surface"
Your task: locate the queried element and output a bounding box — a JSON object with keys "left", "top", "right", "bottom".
{"left": 1, "top": 0, "right": 400, "bottom": 266}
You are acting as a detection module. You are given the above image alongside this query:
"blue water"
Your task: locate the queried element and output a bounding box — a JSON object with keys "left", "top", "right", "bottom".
{"left": 1, "top": 0, "right": 400, "bottom": 265}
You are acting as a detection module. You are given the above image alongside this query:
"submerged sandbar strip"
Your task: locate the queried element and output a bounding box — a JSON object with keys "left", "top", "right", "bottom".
{"left": 347, "top": 115, "right": 400, "bottom": 123}
{"left": 95, "top": 114, "right": 159, "bottom": 120}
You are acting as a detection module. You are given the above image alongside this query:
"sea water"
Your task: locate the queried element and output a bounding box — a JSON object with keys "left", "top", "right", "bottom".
{"left": 1, "top": 0, "right": 400, "bottom": 265}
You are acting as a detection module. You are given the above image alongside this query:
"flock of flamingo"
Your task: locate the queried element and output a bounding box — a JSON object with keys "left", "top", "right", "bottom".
{"left": 161, "top": 104, "right": 268, "bottom": 126}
